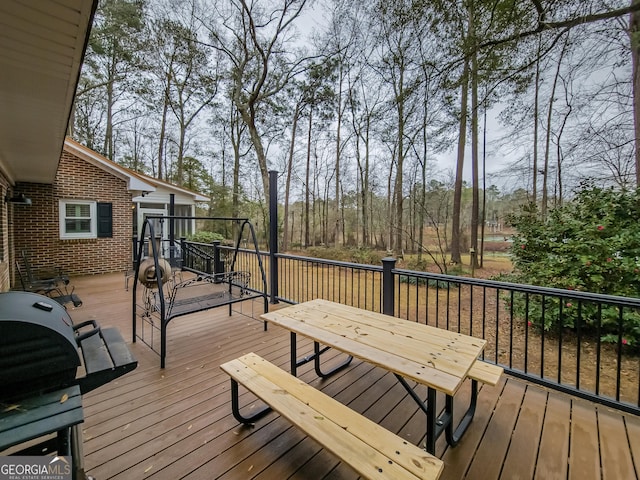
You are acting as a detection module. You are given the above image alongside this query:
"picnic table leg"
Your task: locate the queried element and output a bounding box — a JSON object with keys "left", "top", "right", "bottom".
{"left": 290, "top": 332, "right": 298, "bottom": 376}
{"left": 443, "top": 379, "right": 478, "bottom": 447}
{"left": 312, "top": 342, "right": 353, "bottom": 378}
{"left": 425, "top": 388, "right": 438, "bottom": 455}
{"left": 289, "top": 333, "right": 353, "bottom": 378}
{"left": 394, "top": 374, "right": 439, "bottom": 454}
{"left": 394, "top": 375, "right": 480, "bottom": 452}
{"left": 230, "top": 378, "right": 272, "bottom": 423}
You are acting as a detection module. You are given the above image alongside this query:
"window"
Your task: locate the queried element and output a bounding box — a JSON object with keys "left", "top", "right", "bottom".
{"left": 59, "top": 201, "right": 113, "bottom": 239}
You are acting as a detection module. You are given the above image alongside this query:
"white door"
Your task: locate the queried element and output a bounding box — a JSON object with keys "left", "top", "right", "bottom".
{"left": 138, "top": 208, "right": 167, "bottom": 240}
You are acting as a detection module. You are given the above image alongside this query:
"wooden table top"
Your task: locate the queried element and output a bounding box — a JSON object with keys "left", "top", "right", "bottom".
{"left": 261, "top": 299, "right": 486, "bottom": 396}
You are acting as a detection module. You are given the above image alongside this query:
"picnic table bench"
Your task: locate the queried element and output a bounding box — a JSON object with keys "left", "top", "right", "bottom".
{"left": 221, "top": 353, "right": 444, "bottom": 480}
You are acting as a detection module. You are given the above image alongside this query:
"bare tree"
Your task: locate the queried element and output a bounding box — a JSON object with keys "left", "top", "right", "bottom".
{"left": 542, "top": 34, "right": 570, "bottom": 216}
{"left": 155, "top": 10, "right": 220, "bottom": 185}
{"left": 80, "top": 0, "right": 147, "bottom": 160}
{"left": 200, "top": 0, "right": 313, "bottom": 210}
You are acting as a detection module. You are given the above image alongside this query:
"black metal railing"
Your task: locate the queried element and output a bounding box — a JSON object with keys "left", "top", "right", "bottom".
{"left": 182, "top": 241, "right": 268, "bottom": 295}
{"left": 275, "top": 253, "right": 383, "bottom": 310}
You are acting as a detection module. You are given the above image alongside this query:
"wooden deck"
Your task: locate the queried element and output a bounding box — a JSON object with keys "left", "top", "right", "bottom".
{"left": 65, "top": 273, "right": 640, "bottom": 480}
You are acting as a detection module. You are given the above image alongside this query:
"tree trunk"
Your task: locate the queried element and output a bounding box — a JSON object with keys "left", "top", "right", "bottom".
{"left": 532, "top": 34, "right": 542, "bottom": 204}
{"left": 631, "top": 0, "right": 640, "bottom": 187}
{"left": 177, "top": 116, "right": 186, "bottom": 186}
{"left": 543, "top": 35, "right": 568, "bottom": 217}
{"left": 362, "top": 124, "right": 370, "bottom": 247}
{"left": 395, "top": 67, "right": 405, "bottom": 254}
{"left": 387, "top": 154, "right": 394, "bottom": 251}
{"left": 157, "top": 76, "right": 170, "bottom": 180}
{"left": 470, "top": 3, "right": 480, "bottom": 269}
{"left": 283, "top": 102, "right": 300, "bottom": 252}
{"left": 229, "top": 106, "right": 242, "bottom": 220}
{"left": 240, "top": 108, "right": 271, "bottom": 210}
{"left": 334, "top": 65, "right": 343, "bottom": 247}
{"left": 305, "top": 107, "right": 313, "bottom": 247}
{"left": 451, "top": 57, "right": 470, "bottom": 265}
{"left": 418, "top": 83, "right": 428, "bottom": 263}
{"left": 105, "top": 62, "right": 115, "bottom": 160}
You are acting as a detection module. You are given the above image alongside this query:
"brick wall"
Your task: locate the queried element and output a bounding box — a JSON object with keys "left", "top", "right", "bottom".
{"left": 12, "top": 151, "right": 133, "bottom": 276}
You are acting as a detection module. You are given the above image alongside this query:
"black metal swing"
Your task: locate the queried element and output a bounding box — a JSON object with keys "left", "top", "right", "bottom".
{"left": 131, "top": 216, "right": 269, "bottom": 367}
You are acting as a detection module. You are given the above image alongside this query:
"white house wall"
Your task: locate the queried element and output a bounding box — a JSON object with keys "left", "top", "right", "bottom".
{"left": 133, "top": 191, "right": 194, "bottom": 205}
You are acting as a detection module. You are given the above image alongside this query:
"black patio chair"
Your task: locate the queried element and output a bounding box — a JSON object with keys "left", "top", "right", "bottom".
{"left": 21, "top": 250, "right": 69, "bottom": 286}
{"left": 15, "top": 260, "right": 64, "bottom": 298}
{"left": 18, "top": 252, "right": 82, "bottom": 307}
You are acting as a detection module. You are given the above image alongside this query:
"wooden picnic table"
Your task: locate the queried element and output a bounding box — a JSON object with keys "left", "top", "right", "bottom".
{"left": 261, "top": 299, "right": 501, "bottom": 454}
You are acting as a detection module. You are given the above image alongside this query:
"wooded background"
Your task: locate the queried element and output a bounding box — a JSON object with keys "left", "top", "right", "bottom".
{"left": 72, "top": 0, "right": 640, "bottom": 266}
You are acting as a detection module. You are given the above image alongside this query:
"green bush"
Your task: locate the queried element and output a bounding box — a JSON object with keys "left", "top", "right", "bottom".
{"left": 188, "top": 231, "right": 225, "bottom": 244}
{"left": 502, "top": 184, "right": 640, "bottom": 348}
{"left": 305, "top": 246, "right": 383, "bottom": 265}
{"left": 398, "top": 274, "right": 454, "bottom": 288}
{"left": 403, "top": 257, "right": 429, "bottom": 272}
{"left": 350, "top": 248, "right": 383, "bottom": 265}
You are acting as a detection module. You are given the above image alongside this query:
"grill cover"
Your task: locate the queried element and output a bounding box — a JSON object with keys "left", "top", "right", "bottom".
{"left": 0, "top": 291, "right": 80, "bottom": 401}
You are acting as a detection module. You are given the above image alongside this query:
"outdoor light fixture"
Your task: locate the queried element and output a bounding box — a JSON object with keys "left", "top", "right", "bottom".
{"left": 5, "top": 193, "right": 32, "bottom": 205}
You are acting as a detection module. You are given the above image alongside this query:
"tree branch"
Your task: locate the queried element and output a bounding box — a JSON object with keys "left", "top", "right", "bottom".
{"left": 478, "top": 2, "right": 640, "bottom": 50}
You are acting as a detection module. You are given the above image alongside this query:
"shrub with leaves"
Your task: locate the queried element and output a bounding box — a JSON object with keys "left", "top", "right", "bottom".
{"left": 188, "top": 231, "right": 225, "bottom": 244}
{"left": 502, "top": 184, "right": 640, "bottom": 348}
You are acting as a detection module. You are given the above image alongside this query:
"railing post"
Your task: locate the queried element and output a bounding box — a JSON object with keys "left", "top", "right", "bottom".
{"left": 269, "top": 170, "right": 279, "bottom": 304}
{"left": 213, "top": 240, "right": 223, "bottom": 282}
{"left": 382, "top": 257, "right": 396, "bottom": 316}
{"left": 131, "top": 236, "right": 138, "bottom": 268}
{"left": 180, "top": 237, "right": 186, "bottom": 264}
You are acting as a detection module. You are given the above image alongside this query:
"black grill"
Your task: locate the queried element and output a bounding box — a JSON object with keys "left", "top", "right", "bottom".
{"left": 0, "top": 291, "right": 137, "bottom": 403}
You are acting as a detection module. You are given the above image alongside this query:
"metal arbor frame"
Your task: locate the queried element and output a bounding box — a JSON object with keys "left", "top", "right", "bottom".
{"left": 131, "top": 216, "right": 268, "bottom": 368}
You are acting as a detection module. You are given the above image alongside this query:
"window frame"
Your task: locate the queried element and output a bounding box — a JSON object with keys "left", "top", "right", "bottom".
{"left": 59, "top": 200, "right": 97, "bottom": 239}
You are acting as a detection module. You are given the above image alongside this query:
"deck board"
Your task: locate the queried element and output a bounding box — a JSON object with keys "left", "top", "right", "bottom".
{"left": 465, "top": 379, "right": 526, "bottom": 479}
{"left": 598, "top": 407, "right": 636, "bottom": 479}
{"left": 44, "top": 273, "right": 640, "bottom": 480}
{"left": 626, "top": 415, "right": 640, "bottom": 478}
{"left": 534, "top": 392, "right": 571, "bottom": 480}
{"left": 569, "top": 402, "right": 601, "bottom": 480}
{"left": 499, "top": 386, "right": 547, "bottom": 479}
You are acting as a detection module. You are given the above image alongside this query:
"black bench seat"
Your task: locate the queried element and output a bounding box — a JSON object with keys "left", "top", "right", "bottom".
{"left": 166, "top": 272, "right": 259, "bottom": 320}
